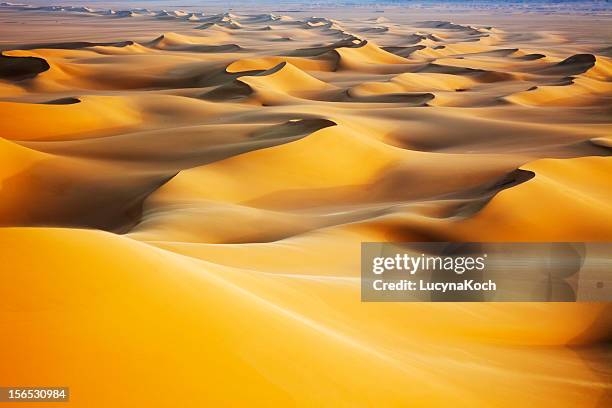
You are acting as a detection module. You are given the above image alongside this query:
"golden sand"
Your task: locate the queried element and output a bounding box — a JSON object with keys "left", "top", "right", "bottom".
{"left": 0, "top": 5, "right": 611, "bottom": 407}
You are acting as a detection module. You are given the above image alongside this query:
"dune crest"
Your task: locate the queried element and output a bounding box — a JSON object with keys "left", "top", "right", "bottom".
{"left": 452, "top": 157, "right": 612, "bottom": 240}
{"left": 334, "top": 40, "right": 413, "bottom": 72}
{"left": 0, "top": 96, "right": 141, "bottom": 140}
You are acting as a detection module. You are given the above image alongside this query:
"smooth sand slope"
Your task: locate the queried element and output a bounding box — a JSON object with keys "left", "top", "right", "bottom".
{"left": 0, "top": 4, "right": 611, "bottom": 407}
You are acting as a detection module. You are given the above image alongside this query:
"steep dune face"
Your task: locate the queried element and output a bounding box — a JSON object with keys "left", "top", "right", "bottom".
{"left": 505, "top": 55, "right": 612, "bottom": 106}
{"left": 136, "top": 122, "right": 518, "bottom": 215}
{"left": 453, "top": 156, "right": 612, "bottom": 240}
{"left": 147, "top": 32, "right": 241, "bottom": 52}
{"left": 537, "top": 53, "right": 597, "bottom": 76}
{"left": 0, "top": 53, "right": 50, "bottom": 80}
{"left": 334, "top": 40, "right": 415, "bottom": 73}
{"left": 205, "top": 62, "right": 340, "bottom": 103}
{"left": 505, "top": 77, "right": 612, "bottom": 106}
{"left": 0, "top": 5, "right": 611, "bottom": 407}
{"left": 237, "top": 62, "right": 337, "bottom": 100}
{"left": 227, "top": 55, "right": 336, "bottom": 72}
{"left": 3, "top": 45, "right": 241, "bottom": 91}
{"left": 0, "top": 139, "right": 171, "bottom": 232}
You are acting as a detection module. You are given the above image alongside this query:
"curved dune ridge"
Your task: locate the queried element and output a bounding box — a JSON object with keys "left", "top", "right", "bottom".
{"left": 0, "top": 4, "right": 611, "bottom": 407}
{"left": 505, "top": 54, "right": 612, "bottom": 106}
{"left": 147, "top": 32, "right": 242, "bottom": 52}
{"left": 0, "top": 95, "right": 142, "bottom": 140}
{"left": 235, "top": 62, "right": 338, "bottom": 102}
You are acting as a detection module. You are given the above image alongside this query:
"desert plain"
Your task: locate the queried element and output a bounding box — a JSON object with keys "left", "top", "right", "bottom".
{"left": 0, "top": 1, "right": 611, "bottom": 406}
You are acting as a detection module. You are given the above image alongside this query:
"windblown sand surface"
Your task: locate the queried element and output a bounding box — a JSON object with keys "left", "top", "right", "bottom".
{"left": 1, "top": 3, "right": 611, "bottom": 407}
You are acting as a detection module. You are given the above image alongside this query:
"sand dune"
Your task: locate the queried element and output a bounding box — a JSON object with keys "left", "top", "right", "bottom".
{"left": 6, "top": 227, "right": 611, "bottom": 407}
{"left": 148, "top": 32, "right": 242, "bottom": 52}
{"left": 352, "top": 72, "right": 476, "bottom": 93}
{"left": 453, "top": 156, "right": 612, "bottom": 240}
{"left": 334, "top": 40, "right": 413, "bottom": 72}
{"left": 0, "top": 95, "right": 141, "bottom": 140}
{"left": 0, "top": 3, "right": 611, "bottom": 407}
{"left": 506, "top": 55, "right": 612, "bottom": 106}
{"left": 227, "top": 55, "right": 336, "bottom": 73}
{"left": 0, "top": 53, "right": 49, "bottom": 80}
{"left": 237, "top": 62, "right": 337, "bottom": 100}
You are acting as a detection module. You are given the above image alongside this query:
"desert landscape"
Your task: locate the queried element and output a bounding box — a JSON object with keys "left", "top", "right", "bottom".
{"left": 0, "top": 1, "right": 611, "bottom": 406}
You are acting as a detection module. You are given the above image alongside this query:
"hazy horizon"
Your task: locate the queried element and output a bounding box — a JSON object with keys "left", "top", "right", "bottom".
{"left": 9, "top": 0, "right": 612, "bottom": 12}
